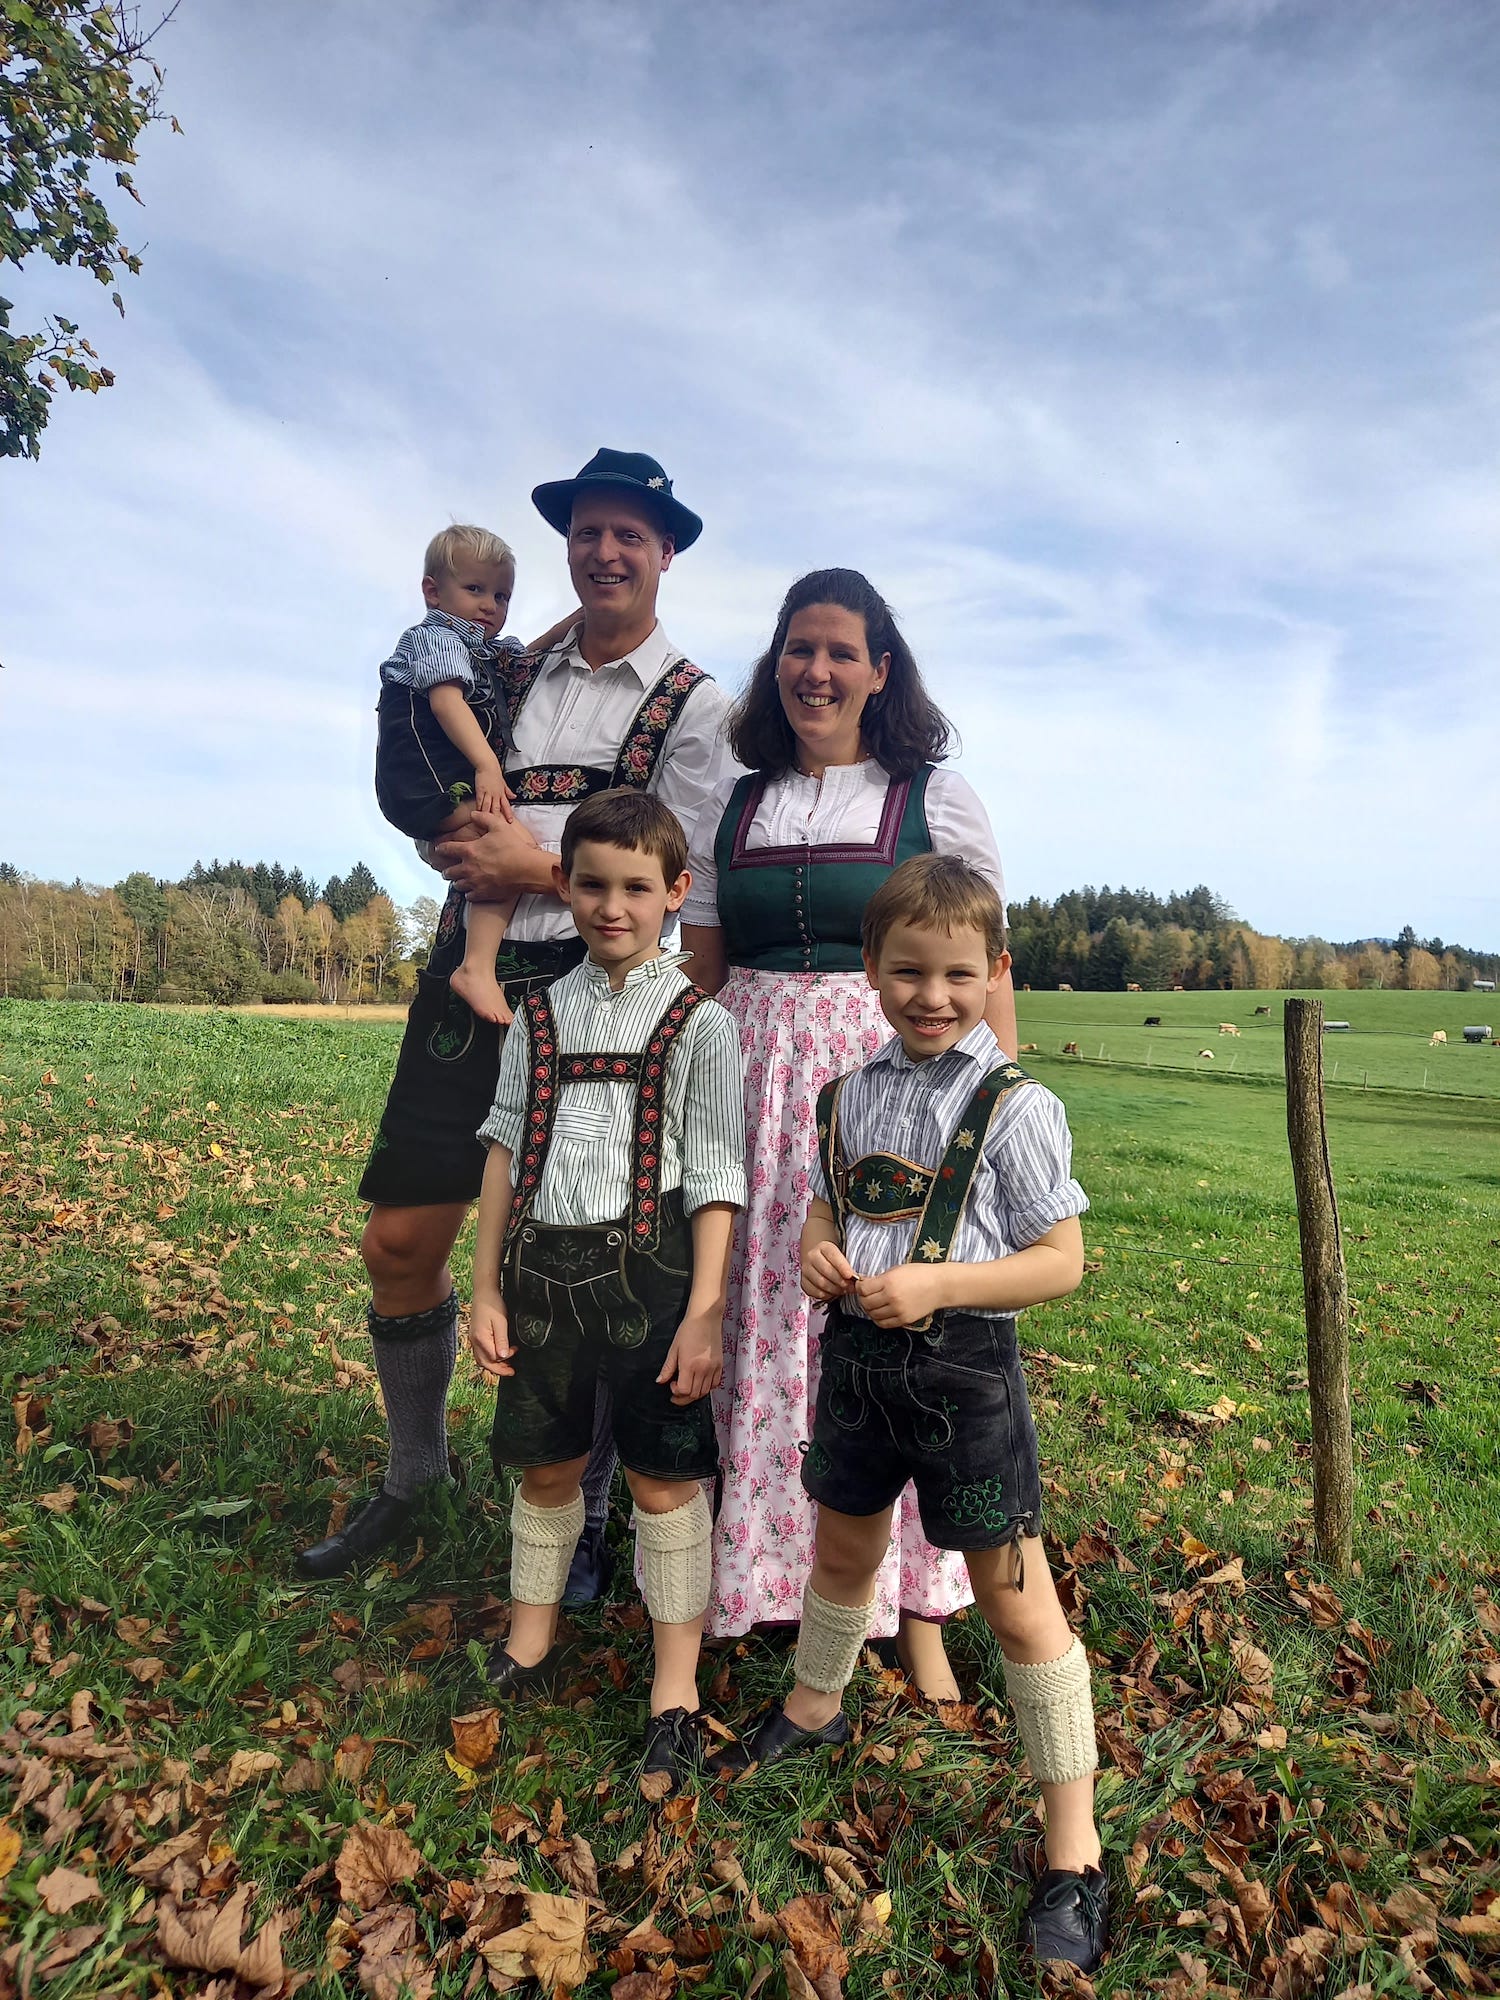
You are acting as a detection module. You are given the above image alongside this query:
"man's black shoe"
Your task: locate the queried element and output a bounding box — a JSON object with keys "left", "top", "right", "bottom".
{"left": 641, "top": 1707, "right": 699, "bottom": 1795}
{"left": 561, "top": 1523, "right": 614, "bottom": 1608}
{"left": 294, "top": 1489, "right": 414, "bottom": 1581}
{"left": 706, "top": 1702, "right": 851, "bottom": 1776}
{"left": 1021, "top": 1864, "right": 1110, "bottom": 1974}
{"left": 482, "top": 1639, "right": 575, "bottom": 1700}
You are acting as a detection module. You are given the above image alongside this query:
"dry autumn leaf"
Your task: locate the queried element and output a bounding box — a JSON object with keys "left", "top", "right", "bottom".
{"left": 486, "top": 1891, "right": 596, "bottom": 1995}
{"left": 334, "top": 1820, "right": 424, "bottom": 1909}
{"left": 156, "top": 1881, "right": 286, "bottom": 1981}
{"left": 0, "top": 1823, "right": 22, "bottom": 1882}
{"left": 224, "top": 1748, "right": 280, "bottom": 1790}
{"left": 36, "top": 1865, "right": 100, "bottom": 1915}
{"left": 450, "top": 1707, "right": 501, "bottom": 1771}
{"left": 36, "top": 1485, "right": 79, "bottom": 1513}
{"left": 333, "top": 1734, "right": 375, "bottom": 1784}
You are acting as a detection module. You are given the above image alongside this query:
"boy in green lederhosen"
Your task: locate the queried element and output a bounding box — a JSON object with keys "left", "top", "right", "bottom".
{"left": 710, "top": 852, "right": 1108, "bottom": 1975}
{"left": 468, "top": 790, "right": 745, "bottom": 1795}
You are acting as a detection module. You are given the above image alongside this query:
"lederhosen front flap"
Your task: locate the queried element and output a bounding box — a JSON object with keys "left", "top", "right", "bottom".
{"left": 505, "top": 981, "right": 710, "bottom": 1257}
{"left": 817, "top": 1060, "right": 1036, "bottom": 1331}
{"left": 500, "top": 652, "right": 708, "bottom": 806}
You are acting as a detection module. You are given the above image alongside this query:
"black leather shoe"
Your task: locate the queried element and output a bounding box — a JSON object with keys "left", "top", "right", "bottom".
{"left": 1021, "top": 1864, "right": 1110, "bottom": 1973}
{"left": 561, "top": 1523, "right": 614, "bottom": 1608}
{"left": 482, "top": 1639, "right": 575, "bottom": 1700}
{"left": 641, "top": 1707, "right": 699, "bottom": 1795}
{"left": 706, "top": 1703, "right": 851, "bottom": 1776}
{"left": 294, "top": 1489, "right": 414, "bottom": 1580}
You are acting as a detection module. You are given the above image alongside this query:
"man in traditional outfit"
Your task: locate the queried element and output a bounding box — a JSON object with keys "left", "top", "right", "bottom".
{"left": 296, "top": 449, "right": 731, "bottom": 1583}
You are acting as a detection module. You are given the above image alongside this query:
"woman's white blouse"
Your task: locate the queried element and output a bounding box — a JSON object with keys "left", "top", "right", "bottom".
{"left": 681, "top": 759, "right": 1005, "bottom": 930}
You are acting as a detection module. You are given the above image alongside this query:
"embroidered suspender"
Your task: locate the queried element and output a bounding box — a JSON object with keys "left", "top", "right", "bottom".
{"left": 817, "top": 1062, "right": 1037, "bottom": 1264}
{"left": 501, "top": 655, "right": 708, "bottom": 805}
{"left": 506, "top": 983, "right": 710, "bottom": 1255}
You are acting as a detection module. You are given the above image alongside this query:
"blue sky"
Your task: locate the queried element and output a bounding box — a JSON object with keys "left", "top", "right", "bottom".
{"left": 3, "top": 0, "right": 1497, "bottom": 946}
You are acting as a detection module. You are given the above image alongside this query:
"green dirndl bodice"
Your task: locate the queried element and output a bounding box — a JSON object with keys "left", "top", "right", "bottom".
{"left": 713, "top": 766, "right": 936, "bottom": 972}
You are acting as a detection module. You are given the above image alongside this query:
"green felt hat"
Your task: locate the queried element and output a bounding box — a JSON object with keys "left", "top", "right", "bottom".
{"left": 531, "top": 447, "right": 703, "bottom": 551}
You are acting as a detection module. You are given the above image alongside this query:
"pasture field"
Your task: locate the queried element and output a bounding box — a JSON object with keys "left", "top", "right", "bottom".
{"left": 1, "top": 999, "right": 1498, "bottom": 1998}
{"left": 1016, "top": 988, "right": 1500, "bottom": 1099}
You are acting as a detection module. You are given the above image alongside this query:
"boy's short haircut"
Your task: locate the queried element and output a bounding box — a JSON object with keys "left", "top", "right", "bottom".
{"left": 560, "top": 789, "right": 688, "bottom": 884}
{"left": 423, "top": 523, "right": 515, "bottom": 581}
{"left": 862, "top": 853, "right": 1008, "bottom": 965}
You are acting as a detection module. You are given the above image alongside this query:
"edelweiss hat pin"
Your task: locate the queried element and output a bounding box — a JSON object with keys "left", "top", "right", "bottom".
{"left": 531, "top": 447, "right": 703, "bottom": 550}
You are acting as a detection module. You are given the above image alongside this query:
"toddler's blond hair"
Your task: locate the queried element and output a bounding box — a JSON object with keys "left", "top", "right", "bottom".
{"left": 423, "top": 523, "right": 515, "bottom": 581}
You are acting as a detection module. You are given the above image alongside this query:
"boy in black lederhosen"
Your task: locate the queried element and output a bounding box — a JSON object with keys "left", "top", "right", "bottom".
{"left": 467, "top": 790, "right": 745, "bottom": 1794}
{"left": 711, "top": 853, "right": 1109, "bottom": 1975}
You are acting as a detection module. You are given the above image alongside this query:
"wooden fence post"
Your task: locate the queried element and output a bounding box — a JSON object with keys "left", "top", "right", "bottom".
{"left": 1283, "top": 998, "right": 1354, "bottom": 1571}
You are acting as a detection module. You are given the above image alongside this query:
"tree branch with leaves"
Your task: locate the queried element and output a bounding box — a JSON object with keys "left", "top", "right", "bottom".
{"left": 1, "top": 0, "right": 178, "bottom": 460}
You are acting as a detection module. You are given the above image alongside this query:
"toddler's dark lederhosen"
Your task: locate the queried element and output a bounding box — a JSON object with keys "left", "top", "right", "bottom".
{"left": 801, "top": 1062, "right": 1045, "bottom": 1554}
{"left": 488, "top": 984, "right": 721, "bottom": 1484}
{"left": 374, "top": 656, "right": 516, "bottom": 843}
{"left": 358, "top": 651, "right": 710, "bottom": 1208}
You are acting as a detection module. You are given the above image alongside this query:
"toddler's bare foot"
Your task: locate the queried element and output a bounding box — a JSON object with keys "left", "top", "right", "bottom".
{"left": 451, "top": 961, "right": 511, "bottom": 1025}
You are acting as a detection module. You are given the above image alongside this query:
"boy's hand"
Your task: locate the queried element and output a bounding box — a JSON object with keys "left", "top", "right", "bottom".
{"left": 468, "top": 1295, "right": 515, "bottom": 1380}
{"left": 802, "top": 1239, "right": 857, "bottom": 1302}
{"left": 473, "top": 760, "right": 509, "bottom": 819}
{"left": 855, "top": 1264, "right": 949, "bottom": 1329}
{"left": 657, "top": 1309, "right": 723, "bottom": 1405}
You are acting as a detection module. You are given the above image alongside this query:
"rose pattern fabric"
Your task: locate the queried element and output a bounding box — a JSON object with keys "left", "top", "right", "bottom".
{"left": 706, "top": 966, "right": 974, "bottom": 1638}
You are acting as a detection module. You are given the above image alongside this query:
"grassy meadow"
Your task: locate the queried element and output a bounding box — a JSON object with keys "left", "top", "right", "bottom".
{"left": 1, "top": 995, "right": 1498, "bottom": 1998}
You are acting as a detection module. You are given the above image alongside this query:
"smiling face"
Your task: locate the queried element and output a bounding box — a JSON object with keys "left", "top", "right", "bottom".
{"left": 566, "top": 491, "right": 673, "bottom": 635}
{"left": 554, "top": 837, "right": 691, "bottom": 986}
{"left": 421, "top": 555, "right": 514, "bottom": 637}
{"left": 776, "top": 603, "right": 889, "bottom": 773}
{"left": 865, "top": 917, "right": 1008, "bottom": 1063}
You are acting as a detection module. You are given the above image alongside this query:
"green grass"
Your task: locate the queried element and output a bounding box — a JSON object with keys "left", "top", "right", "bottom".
{"left": 1015, "top": 987, "right": 1500, "bottom": 1099}
{"left": 2, "top": 998, "right": 1498, "bottom": 1998}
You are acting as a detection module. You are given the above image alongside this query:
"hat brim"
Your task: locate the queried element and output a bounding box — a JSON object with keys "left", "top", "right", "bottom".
{"left": 531, "top": 475, "right": 702, "bottom": 551}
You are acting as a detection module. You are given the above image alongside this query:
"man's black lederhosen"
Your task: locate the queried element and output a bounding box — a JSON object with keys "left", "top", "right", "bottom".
{"left": 357, "top": 651, "right": 709, "bottom": 1209}
{"left": 801, "top": 1062, "right": 1045, "bottom": 1554}
{"left": 488, "top": 985, "right": 721, "bottom": 1483}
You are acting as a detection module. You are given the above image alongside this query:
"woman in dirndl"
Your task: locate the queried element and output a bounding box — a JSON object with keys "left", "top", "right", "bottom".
{"left": 680, "top": 568, "right": 1019, "bottom": 1696}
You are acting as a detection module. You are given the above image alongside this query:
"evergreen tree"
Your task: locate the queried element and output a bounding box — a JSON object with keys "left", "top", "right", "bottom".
{"left": 322, "top": 873, "right": 346, "bottom": 920}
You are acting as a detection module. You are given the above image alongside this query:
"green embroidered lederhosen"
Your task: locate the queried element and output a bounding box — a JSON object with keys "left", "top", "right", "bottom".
{"left": 358, "top": 650, "right": 709, "bottom": 1208}
{"left": 488, "top": 983, "right": 723, "bottom": 1481}
{"left": 801, "top": 1059, "right": 1047, "bottom": 1553}
{"left": 714, "top": 765, "right": 936, "bottom": 973}
{"left": 815, "top": 1058, "right": 1037, "bottom": 1336}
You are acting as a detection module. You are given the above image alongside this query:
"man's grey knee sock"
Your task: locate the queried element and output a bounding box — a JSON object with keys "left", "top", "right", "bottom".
{"left": 580, "top": 1377, "right": 618, "bottom": 1535}
{"left": 369, "top": 1292, "right": 459, "bottom": 1501}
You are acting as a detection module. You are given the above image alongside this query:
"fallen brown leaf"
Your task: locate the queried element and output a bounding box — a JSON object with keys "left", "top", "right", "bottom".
{"left": 224, "top": 1748, "right": 280, "bottom": 1791}
{"left": 36, "top": 1866, "right": 99, "bottom": 1915}
{"left": 450, "top": 1707, "right": 501, "bottom": 1771}
{"left": 485, "top": 1891, "right": 596, "bottom": 1995}
{"left": 334, "top": 1734, "right": 375, "bottom": 1784}
{"left": 156, "top": 1881, "right": 286, "bottom": 1981}
{"left": 334, "top": 1821, "right": 424, "bottom": 1909}
{"left": 36, "top": 1485, "right": 79, "bottom": 1514}
{"left": 0, "top": 1822, "right": 21, "bottom": 1882}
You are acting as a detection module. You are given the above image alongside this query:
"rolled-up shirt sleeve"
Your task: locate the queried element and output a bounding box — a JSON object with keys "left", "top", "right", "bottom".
{"left": 680, "top": 772, "right": 742, "bottom": 929}
{"left": 989, "top": 1086, "right": 1089, "bottom": 1248}
{"left": 925, "top": 769, "right": 1006, "bottom": 918}
{"left": 477, "top": 1012, "right": 529, "bottom": 1162}
{"left": 678, "top": 1001, "right": 747, "bottom": 1213}
{"left": 386, "top": 622, "right": 477, "bottom": 692}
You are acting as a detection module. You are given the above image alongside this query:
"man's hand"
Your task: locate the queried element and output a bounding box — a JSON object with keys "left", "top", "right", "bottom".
{"left": 802, "top": 1238, "right": 857, "bottom": 1302}
{"left": 435, "top": 810, "right": 547, "bottom": 900}
{"left": 468, "top": 1294, "right": 515, "bottom": 1381}
{"left": 855, "top": 1263, "right": 950, "bottom": 1329}
{"left": 657, "top": 1309, "right": 723, "bottom": 1405}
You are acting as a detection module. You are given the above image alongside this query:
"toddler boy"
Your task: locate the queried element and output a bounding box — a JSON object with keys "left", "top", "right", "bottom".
{"left": 468, "top": 789, "right": 745, "bottom": 1793}
{"left": 375, "top": 524, "right": 536, "bottom": 1025}
{"left": 710, "top": 852, "right": 1107, "bottom": 1974}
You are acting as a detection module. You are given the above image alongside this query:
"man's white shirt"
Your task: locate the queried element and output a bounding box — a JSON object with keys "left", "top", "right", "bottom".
{"left": 500, "top": 622, "right": 735, "bottom": 944}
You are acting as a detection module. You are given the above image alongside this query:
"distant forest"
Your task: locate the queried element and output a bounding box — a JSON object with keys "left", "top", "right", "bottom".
{"left": 0, "top": 863, "right": 1496, "bottom": 1003}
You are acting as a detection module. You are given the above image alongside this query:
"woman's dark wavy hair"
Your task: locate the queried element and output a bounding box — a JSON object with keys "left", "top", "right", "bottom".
{"left": 728, "top": 568, "right": 953, "bottom": 779}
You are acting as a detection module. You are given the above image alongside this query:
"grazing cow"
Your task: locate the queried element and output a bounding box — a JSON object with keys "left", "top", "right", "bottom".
{"left": 1143, "top": 1015, "right": 1162, "bottom": 1027}
{"left": 1058, "top": 983, "right": 1073, "bottom": 993}
{"left": 1062, "top": 1042, "right": 1080, "bottom": 1056}
{"left": 1173, "top": 985, "right": 1185, "bottom": 992}
{"left": 1218, "top": 1023, "right": 1241, "bottom": 1036}
{"left": 1126, "top": 983, "right": 1142, "bottom": 993}
{"left": 1019, "top": 1042, "right": 1039, "bottom": 1053}
{"left": 1198, "top": 1049, "right": 1215, "bottom": 1059}
{"left": 1254, "top": 1005, "right": 1271, "bottom": 1016}
{"left": 1430, "top": 1030, "right": 1447, "bottom": 1046}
